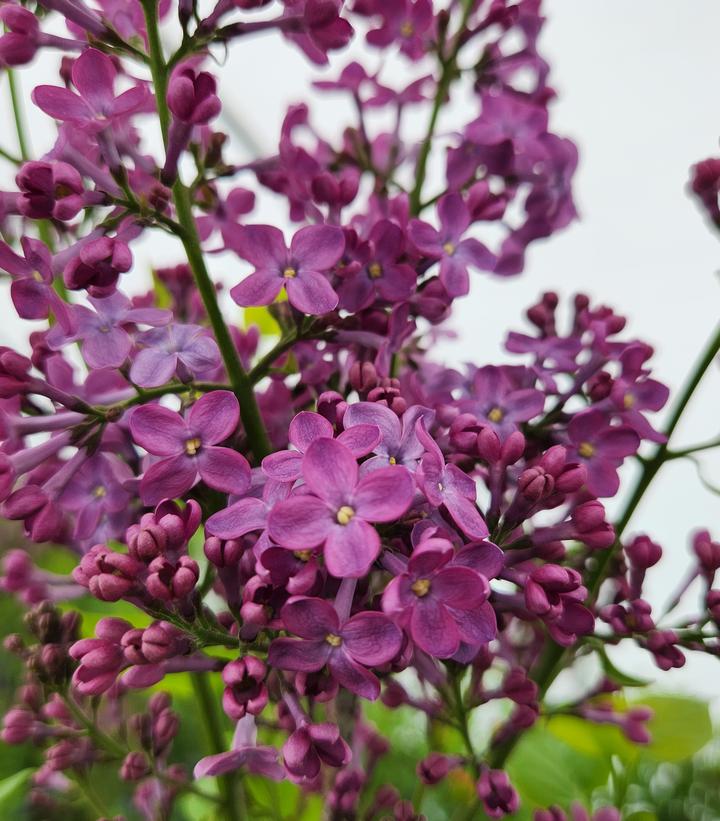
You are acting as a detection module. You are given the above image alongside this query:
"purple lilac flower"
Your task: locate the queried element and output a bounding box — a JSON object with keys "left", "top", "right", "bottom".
{"left": 15, "top": 160, "right": 85, "bottom": 221}
{"left": 63, "top": 236, "right": 133, "bottom": 296}
{"left": 282, "top": 720, "right": 351, "bottom": 782}
{"left": 365, "top": 0, "right": 433, "bottom": 61}
{"left": 566, "top": 409, "right": 639, "bottom": 497}
{"left": 0, "top": 237, "right": 72, "bottom": 330}
{"left": 269, "top": 597, "right": 401, "bottom": 699}
{"left": 230, "top": 224, "right": 344, "bottom": 315}
{"left": 261, "top": 410, "right": 381, "bottom": 483}
{"left": 206, "top": 478, "right": 290, "bottom": 542}
{"left": 194, "top": 715, "right": 284, "bottom": 781}
{"left": 268, "top": 437, "right": 414, "bottom": 578}
{"left": 382, "top": 540, "right": 495, "bottom": 658}
{"left": 130, "top": 390, "right": 251, "bottom": 505}
{"left": 130, "top": 324, "right": 220, "bottom": 387}
{"left": 32, "top": 48, "right": 149, "bottom": 133}
{"left": 409, "top": 194, "right": 496, "bottom": 297}
{"left": 342, "top": 402, "right": 435, "bottom": 472}
{"left": 415, "top": 420, "right": 489, "bottom": 539}
{"left": 47, "top": 291, "right": 170, "bottom": 369}
{"left": 460, "top": 365, "right": 545, "bottom": 437}
{"left": 336, "top": 220, "right": 417, "bottom": 312}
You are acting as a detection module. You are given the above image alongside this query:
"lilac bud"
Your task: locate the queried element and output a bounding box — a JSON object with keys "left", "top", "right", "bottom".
{"left": 222, "top": 656, "right": 268, "bottom": 720}
{"left": 349, "top": 360, "right": 378, "bottom": 394}
{"left": 693, "top": 529, "right": 720, "bottom": 578}
{"left": 140, "top": 621, "right": 188, "bottom": 663}
{"left": 168, "top": 67, "right": 221, "bottom": 125}
{"left": 417, "top": 752, "right": 459, "bottom": 785}
{"left": 476, "top": 768, "right": 519, "bottom": 818}
{"left": 63, "top": 236, "right": 132, "bottom": 297}
{"left": 120, "top": 751, "right": 151, "bottom": 781}
{"left": 204, "top": 536, "right": 244, "bottom": 567}
{"left": 1, "top": 707, "right": 36, "bottom": 744}
{"left": 626, "top": 535, "right": 662, "bottom": 569}
{"left": 518, "top": 467, "right": 554, "bottom": 502}
{"left": 146, "top": 556, "right": 199, "bottom": 600}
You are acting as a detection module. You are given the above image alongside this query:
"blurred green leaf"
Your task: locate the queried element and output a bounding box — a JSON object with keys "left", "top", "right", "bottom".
{"left": 245, "top": 307, "right": 281, "bottom": 337}
{"left": 596, "top": 646, "right": 652, "bottom": 688}
{"left": 637, "top": 695, "right": 712, "bottom": 762}
{"left": 0, "top": 768, "right": 33, "bottom": 814}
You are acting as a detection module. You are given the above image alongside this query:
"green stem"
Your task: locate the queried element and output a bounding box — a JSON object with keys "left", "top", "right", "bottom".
{"left": 0, "top": 144, "right": 21, "bottom": 165}
{"left": 488, "top": 321, "right": 720, "bottom": 770}
{"left": 191, "top": 673, "right": 245, "bottom": 821}
{"left": 140, "top": 0, "right": 271, "bottom": 460}
{"left": 450, "top": 673, "right": 479, "bottom": 778}
{"left": 409, "top": 0, "right": 474, "bottom": 215}
{"left": 7, "top": 68, "right": 29, "bottom": 161}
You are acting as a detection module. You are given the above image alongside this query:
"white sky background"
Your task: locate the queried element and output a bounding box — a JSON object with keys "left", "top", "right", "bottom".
{"left": 1, "top": 1, "right": 719, "bottom": 700}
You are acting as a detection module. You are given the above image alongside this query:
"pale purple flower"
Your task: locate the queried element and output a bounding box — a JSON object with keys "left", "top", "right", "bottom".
{"left": 130, "top": 324, "right": 220, "bottom": 387}
{"left": 336, "top": 220, "right": 417, "bottom": 312}
{"left": 415, "top": 420, "right": 489, "bottom": 540}
{"left": 194, "top": 715, "right": 284, "bottom": 781}
{"left": 130, "top": 390, "right": 251, "bottom": 505}
{"left": 0, "top": 237, "right": 72, "bottom": 330}
{"left": 47, "top": 291, "right": 170, "bottom": 369}
{"left": 269, "top": 597, "right": 402, "bottom": 700}
{"left": 343, "top": 402, "right": 435, "bottom": 472}
{"left": 268, "top": 437, "right": 414, "bottom": 578}
{"left": 365, "top": 0, "right": 433, "bottom": 61}
{"left": 32, "top": 48, "right": 149, "bottom": 131}
{"left": 261, "top": 410, "right": 381, "bottom": 483}
{"left": 382, "top": 541, "right": 495, "bottom": 658}
{"left": 566, "top": 409, "right": 639, "bottom": 497}
{"left": 409, "top": 194, "right": 495, "bottom": 297}
{"left": 230, "top": 224, "right": 344, "bottom": 315}
{"left": 460, "top": 365, "right": 545, "bottom": 436}
{"left": 58, "top": 453, "right": 133, "bottom": 539}
{"left": 197, "top": 187, "right": 255, "bottom": 245}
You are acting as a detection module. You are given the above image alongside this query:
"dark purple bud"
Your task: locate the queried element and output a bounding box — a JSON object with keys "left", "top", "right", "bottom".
{"left": 626, "top": 535, "right": 662, "bottom": 569}
{"left": 417, "top": 752, "right": 461, "bottom": 785}
{"left": 204, "top": 536, "right": 244, "bottom": 567}
{"left": 349, "top": 360, "right": 379, "bottom": 395}
{"left": 168, "top": 67, "right": 221, "bottom": 124}
{"left": 518, "top": 466, "right": 554, "bottom": 502}
{"left": 64, "top": 236, "right": 132, "bottom": 297}
{"left": 693, "top": 529, "right": 720, "bottom": 578}
{"left": 120, "top": 751, "right": 151, "bottom": 781}
{"left": 146, "top": 556, "right": 199, "bottom": 600}
{"left": 221, "top": 656, "right": 268, "bottom": 720}
{"left": 476, "top": 768, "right": 519, "bottom": 818}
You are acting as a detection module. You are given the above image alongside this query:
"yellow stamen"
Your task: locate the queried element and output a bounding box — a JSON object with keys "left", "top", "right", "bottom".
{"left": 325, "top": 633, "right": 342, "bottom": 647}
{"left": 336, "top": 505, "right": 355, "bottom": 525}
{"left": 293, "top": 550, "right": 313, "bottom": 562}
{"left": 368, "top": 261, "right": 383, "bottom": 279}
{"left": 411, "top": 579, "right": 431, "bottom": 597}
{"left": 443, "top": 241, "right": 456, "bottom": 256}
{"left": 282, "top": 266, "right": 297, "bottom": 279}
{"left": 92, "top": 486, "right": 106, "bottom": 498}
{"left": 388, "top": 456, "right": 397, "bottom": 465}
{"left": 623, "top": 393, "right": 635, "bottom": 409}
{"left": 578, "top": 442, "right": 595, "bottom": 459}
{"left": 488, "top": 407, "right": 504, "bottom": 423}
{"left": 400, "top": 21, "right": 414, "bottom": 37}
{"left": 185, "top": 437, "right": 202, "bottom": 456}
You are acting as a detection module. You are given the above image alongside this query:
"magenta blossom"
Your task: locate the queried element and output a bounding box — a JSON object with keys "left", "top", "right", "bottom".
{"left": 269, "top": 597, "right": 402, "bottom": 700}
{"left": 566, "top": 409, "right": 639, "bottom": 497}
{"left": 0, "top": 237, "right": 72, "bottom": 330}
{"left": 130, "top": 391, "right": 251, "bottom": 505}
{"left": 130, "top": 324, "right": 221, "bottom": 387}
{"left": 261, "top": 410, "right": 381, "bottom": 483}
{"left": 32, "top": 48, "right": 149, "bottom": 132}
{"left": 415, "top": 420, "right": 489, "bottom": 539}
{"left": 409, "top": 194, "right": 496, "bottom": 296}
{"left": 194, "top": 715, "right": 284, "bottom": 781}
{"left": 382, "top": 542, "right": 495, "bottom": 658}
{"left": 268, "top": 437, "right": 414, "bottom": 578}
{"left": 63, "top": 236, "right": 132, "bottom": 296}
{"left": 47, "top": 291, "right": 170, "bottom": 369}
{"left": 365, "top": 0, "right": 433, "bottom": 61}
{"left": 230, "top": 224, "right": 344, "bottom": 315}
{"left": 460, "top": 365, "right": 545, "bottom": 437}
{"left": 16, "top": 160, "right": 85, "bottom": 221}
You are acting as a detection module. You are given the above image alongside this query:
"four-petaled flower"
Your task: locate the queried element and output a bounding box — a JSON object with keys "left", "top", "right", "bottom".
{"left": 230, "top": 224, "right": 345, "bottom": 315}
{"left": 130, "top": 390, "right": 251, "bottom": 505}
{"left": 268, "top": 437, "right": 414, "bottom": 578}
{"left": 269, "top": 597, "right": 402, "bottom": 700}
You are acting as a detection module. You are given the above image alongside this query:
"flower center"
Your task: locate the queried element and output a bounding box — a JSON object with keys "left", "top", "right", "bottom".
{"left": 32, "top": 270, "right": 44, "bottom": 283}
{"left": 368, "top": 261, "right": 383, "bottom": 279}
{"left": 293, "top": 550, "right": 313, "bottom": 562}
{"left": 388, "top": 456, "right": 397, "bottom": 465}
{"left": 336, "top": 505, "right": 355, "bottom": 525}
{"left": 185, "top": 436, "right": 202, "bottom": 456}
{"left": 578, "top": 442, "right": 595, "bottom": 458}
{"left": 623, "top": 393, "right": 635, "bottom": 409}
{"left": 411, "top": 578, "right": 431, "bottom": 597}
{"left": 282, "top": 266, "right": 297, "bottom": 279}
{"left": 325, "top": 633, "right": 343, "bottom": 647}
{"left": 400, "top": 20, "right": 414, "bottom": 37}
{"left": 488, "top": 407, "right": 504, "bottom": 423}
{"left": 437, "top": 482, "right": 444, "bottom": 492}
{"left": 443, "top": 241, "right": 456, "bottom": 256}
{"left": 92, "top": 485, "right": 106, "bottom": 498}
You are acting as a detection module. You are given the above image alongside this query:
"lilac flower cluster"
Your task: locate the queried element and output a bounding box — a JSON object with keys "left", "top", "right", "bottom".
{"left": 0, "top": 1, "right": 718, "bottom": 820}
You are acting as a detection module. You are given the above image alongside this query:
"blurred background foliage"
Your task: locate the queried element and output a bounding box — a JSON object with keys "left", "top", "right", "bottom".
{"left": 0, "top": 526, "right": 717, "bottom": 821}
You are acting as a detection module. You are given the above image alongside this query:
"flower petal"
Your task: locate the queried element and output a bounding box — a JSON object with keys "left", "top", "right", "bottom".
{"left": 129, "top": 405, "right": 186, "bottom": 456}
{"left": 206, "top": 497, "right": 267, "bottom": 539}
{"left": 268, "top": 638, "right": 330, "bottom": 671}
{"left": 291, "top": 224, "right": 345, "bottom": 270}
{"left": 232, "top": 224, "right": 287, "bottom": 268}
{"left": 197, "top": 446, "right": 251, "bottom": 495}
{"left": 32, "top": 86, "right": 91, "bottom": 121}
{"left": 432, "top": 566, "right": 488, "bottom": 610}
{"left": 410, "top": 598, "right": 459, "bottom": 658}
{"left": 72, "top": 48, "right": 116, "bottom": 112}
{"left": 324, "top": 518, "right": 379, "bottom": 579}
{"left": 261, "top": 450, "right": 303, "bottom": 483}
{"left": 328, "top": 650, "right": 380, "bottom": 700}
{"left": 187, "top": 390, "right": 240, "bottom": 445}
{"left": 342, "top": 612, "right": 402, "bottom": 666}
{"left": 130, "top": 347, "right": 177, "bottom": 388}
{"left": 353, "top": 466, "right": 414, "bottom": 522}
{"left": 289, "top": 411, "right": 333, "bottom": 452}
{"left": 230, "top": 269, "right": 282, "bottom": 307}
{"left": 302, "top": 437, "right": 358, "bottom": 507}
{"left": 286, "top": 270, "right": 338, "bottom": 315}
{"left": 343, "top": 401, "right": 401, "bottom": 452}
{"left": 281, "top": 596, "right": 338, "bottom": 638}
{"left": 140, "top": 454, "right": 197, "bottom": 506}
{"left": 268, "top": 494, "right": 333, "bottom": 549}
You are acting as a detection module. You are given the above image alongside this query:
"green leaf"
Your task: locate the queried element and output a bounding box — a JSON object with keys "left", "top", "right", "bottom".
{"left": 507, "top": 722, "right": 612, "bottom": 809}
{"left": 546, "top": 714, "right": 637, "bottom": 763}
{"left": 0, "top": 768, "right": 33, "bottom": 812}
{"left": 244, "top": 306, "right": 280, "bottom": 337}
{"left": 152, "top": 270, "right": 172, "bottom": 309}
{"left": 636, "top": 695, "right": 712, "bottom": 762}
